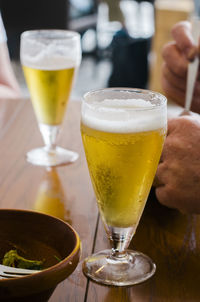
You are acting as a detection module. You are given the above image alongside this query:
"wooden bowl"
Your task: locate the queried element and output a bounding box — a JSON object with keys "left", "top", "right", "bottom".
{"left": 0, "top": 209, "right": 80, "bottom": 302}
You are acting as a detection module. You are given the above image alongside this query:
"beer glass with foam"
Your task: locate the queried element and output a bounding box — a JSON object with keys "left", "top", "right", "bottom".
{"left": 81, "top": 88, "right": 167, "bottom": 286}
{"left": 20, "top": 30, "right": 81, "bottom": 166}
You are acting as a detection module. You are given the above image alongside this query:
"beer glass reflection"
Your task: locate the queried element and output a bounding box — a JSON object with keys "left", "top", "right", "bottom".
{"left": 33, "top": 168, "right": 71, "bottom": 223}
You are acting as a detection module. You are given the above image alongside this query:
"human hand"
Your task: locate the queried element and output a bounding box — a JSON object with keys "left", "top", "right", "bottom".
{"left": 155, "top": 115, "right": 200, "bottom": 214}
{"left": 161, "top": 21, "right": 200, "bottom": 114}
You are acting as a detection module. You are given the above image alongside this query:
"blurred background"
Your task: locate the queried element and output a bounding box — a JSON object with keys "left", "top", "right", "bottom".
{"left": 0, "top": 0, "right": 193, "bottom": 99}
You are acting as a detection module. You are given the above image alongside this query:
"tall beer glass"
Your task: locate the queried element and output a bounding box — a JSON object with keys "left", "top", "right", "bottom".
{"left": 81, "top": 88, "right": 167, "bottom": 286}
{"left": 20, "top": 30, "right": 81, "bottom": 166}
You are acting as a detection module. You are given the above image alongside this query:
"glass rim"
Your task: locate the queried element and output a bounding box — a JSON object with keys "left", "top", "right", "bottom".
{"left": 83, "top": 87, "right": 167, "bottom": 111}
{"left": 20, "top": 29, "right": 80, "bottom": 41}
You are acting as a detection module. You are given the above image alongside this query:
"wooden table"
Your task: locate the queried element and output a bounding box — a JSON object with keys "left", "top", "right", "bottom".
{"left": 0, "top": 98, "right": 200, "bottom": 302}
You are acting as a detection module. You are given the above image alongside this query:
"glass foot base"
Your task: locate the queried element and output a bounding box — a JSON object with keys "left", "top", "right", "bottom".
{"left": 82, "top": 249, "right": 156, "bottom": 286}
{"left": 26, "top": 146, "right": 79, "bottom": 167}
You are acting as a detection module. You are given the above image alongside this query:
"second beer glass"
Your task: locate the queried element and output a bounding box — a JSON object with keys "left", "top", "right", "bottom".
{"left": 20, "top": 30, "right": 81, "bottom": 166}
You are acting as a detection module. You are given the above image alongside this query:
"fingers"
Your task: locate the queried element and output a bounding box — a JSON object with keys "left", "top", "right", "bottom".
{"left": 171, "top": 21, "right": 198, "bottom": 60}
{"left": 155, "top": 155, "right": 180, "bottom": 210}
{"left": 155, "top": 185, "right": 180, "bottom": 210}
{"left": 167, "top": 116, "right": 193, "bottom": 136}
{"left": 161, "top": 72, "right": 185, "bottom": 106}
{"left": 161, "top": 22, "right": 200, "bottom": 111}
{"left": 155, "top": 162, "right": 167, "bottom": 186}
{"left": 162, "top": 42, "right": 188, "bottom": 77}
{"left": 162, "top": 63, "right": 186, "bottom": 90}
{"left": 155, "top": 114, "right": 200, "bottom": 214}
{"left": 155, "top": 186, "right": 170, "bottom": 207}
{"left": 155, "top": 162, "right": 177, "bottom": 208}
{"left": 162, "top": 48, "right": 200, "bottom": 112}
{"left": 167, "top": 115, "right": 200, "bottom": 135}
{"left": 167, "top": 118, "right": 180, "bottom": 134}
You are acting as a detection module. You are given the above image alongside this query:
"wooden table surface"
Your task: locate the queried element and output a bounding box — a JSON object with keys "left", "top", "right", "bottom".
{"left": 0, "top": 98, "right": 200, "bottom": 302}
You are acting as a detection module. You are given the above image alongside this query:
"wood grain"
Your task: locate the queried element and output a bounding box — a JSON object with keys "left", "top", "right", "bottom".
{"left": 87, "top": 189, "right": 200, "bottom": 302}
{"left": 0, "top": 100, "right": 98, "bottom": 301}
{"left": 0, "top": 98, "right": 200, "bottom": 301}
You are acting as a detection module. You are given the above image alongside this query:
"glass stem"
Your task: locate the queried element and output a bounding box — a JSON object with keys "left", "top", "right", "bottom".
{"left": 39, "top": 124, "right": 60, "bottom": 152}
{"left": 111, "top": 248, "right": 127, "bottom": 259}
{"left": 107, "top": 226, "right": 135, "bottom": 260}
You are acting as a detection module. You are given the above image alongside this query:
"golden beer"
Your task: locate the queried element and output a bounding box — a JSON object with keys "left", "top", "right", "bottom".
{"left": 20, "top": 29, "right": 81, "bottom": 166}
{"left": 23, "top": 65, "right": 75, "bottom": 125}
{"left": 81, "top": 123, "right": 165, "bottom": 229}
{"left": 81, "top": 89, "right": 167, "bottom": 286}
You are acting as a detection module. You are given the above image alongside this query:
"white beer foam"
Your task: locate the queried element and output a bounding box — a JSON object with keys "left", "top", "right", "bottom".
{"left": 82, "top": 98, "right": 167, "bottom": 133}
{"left": 21, "top": 43, "right": 79, "bottom": 70}
{"left": 101, "top": 98, "right": 154, "bottom": 108}
{"left": 22, "top": 54, "right": 77, "bottom": 70}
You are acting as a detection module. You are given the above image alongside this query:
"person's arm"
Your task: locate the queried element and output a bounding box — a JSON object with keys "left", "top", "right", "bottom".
{"left": 155, "top": 115, "right": 200, "bottom": 214}
{"left": 0, "top": 13, "right": 21, "bottom": 99}
{"left": 161, "top": 21, "right": 200, "bottom": 113}
{"left": 0, "top": 42, "right": 21, "bottom": 98}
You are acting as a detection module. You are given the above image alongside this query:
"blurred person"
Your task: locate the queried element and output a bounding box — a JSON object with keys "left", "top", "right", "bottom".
{"left": 0, "top": 12, "right": 21, "bottom": 99}
{"left": 154, "top": 21, "right": 200, "bottom": 214}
